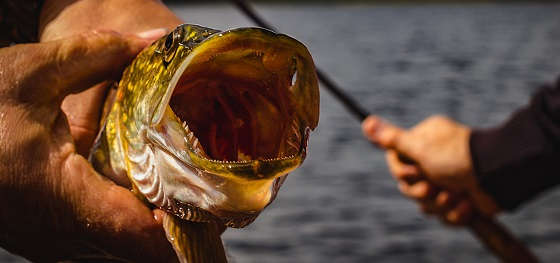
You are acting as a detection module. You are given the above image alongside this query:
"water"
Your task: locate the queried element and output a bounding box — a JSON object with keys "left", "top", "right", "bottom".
{"left": 3, "top": 3, "right": 560, "bottom": 263}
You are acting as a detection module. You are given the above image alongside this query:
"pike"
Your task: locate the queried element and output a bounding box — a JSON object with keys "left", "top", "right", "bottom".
{"left": 89, "top": 24, "right": 319, "bottom": 262}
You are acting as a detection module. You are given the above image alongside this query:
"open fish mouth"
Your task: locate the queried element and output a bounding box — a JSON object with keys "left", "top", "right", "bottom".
{"left": 138, "top": 27, "right": 319, "bottom": 227}
{"left": 171, "top": 41, "right": 306, "bottom": 165}
{"left": 161, "top": 28, "right": 317, "bottom": 167}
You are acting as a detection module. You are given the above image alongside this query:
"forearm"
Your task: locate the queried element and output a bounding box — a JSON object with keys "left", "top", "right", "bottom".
{"left": 39, "top": 0, "right": 183, "bottom": 41}
{"left": 470, "top": 77, "right": 560, "bottom": 210}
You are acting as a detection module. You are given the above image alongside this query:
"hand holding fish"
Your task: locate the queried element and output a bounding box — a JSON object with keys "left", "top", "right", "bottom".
{"left": 0, "top": 31, "right": 176, "bottom": 262}
{"left": 39, "top": 0, "right": 183, "bottom": 156}
{"left": 362, "top": 115, "right": 500, "bottom": 225}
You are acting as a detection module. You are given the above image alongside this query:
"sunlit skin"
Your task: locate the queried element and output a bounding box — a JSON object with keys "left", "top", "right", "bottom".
{"left": 0, "top": 31, "right": 179, "bottom": 262}
{"left": 39, "top": 0, "right": 184, "bottom": 156}
{"left": 362, "top": 115, "right": 500, "bottom": 225}
{"left": 0, "top": 0, "right": 187, "bottom": 261}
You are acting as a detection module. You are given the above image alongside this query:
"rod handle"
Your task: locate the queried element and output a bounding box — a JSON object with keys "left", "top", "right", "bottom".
{"left": 469, "top": 214, "right": 538, "bottom": 263}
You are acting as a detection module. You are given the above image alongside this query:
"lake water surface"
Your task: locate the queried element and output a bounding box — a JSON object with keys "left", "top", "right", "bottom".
{"left": 3, "top": 3, "right": 560, "bottom": 263}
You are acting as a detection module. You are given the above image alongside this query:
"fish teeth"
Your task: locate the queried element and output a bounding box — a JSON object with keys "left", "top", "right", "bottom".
{"left": 238, "top": 151, "right": 252, "bottom": 161}
{"left": 183, "top": 131, "right": 207, "bottom": 157}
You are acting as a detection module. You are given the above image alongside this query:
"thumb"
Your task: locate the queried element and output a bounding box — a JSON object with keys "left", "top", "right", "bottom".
{"left": 11, "top": 30, "right": 151, "bottom": 106}
{"left": 362, "top": 115, "right": 407, "bottom": 150}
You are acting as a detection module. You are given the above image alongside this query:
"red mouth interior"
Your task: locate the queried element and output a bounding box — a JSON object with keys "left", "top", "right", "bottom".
{"left": 169, "top": 54, "right": 300, "bottom": 162}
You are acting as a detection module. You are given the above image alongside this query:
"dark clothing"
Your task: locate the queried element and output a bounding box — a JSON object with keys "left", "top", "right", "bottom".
{"left": 470, "top": 77, "right": 560, "bottom": 210}
{"left": 0, "top": 1, "right": 44, "bottom": 47}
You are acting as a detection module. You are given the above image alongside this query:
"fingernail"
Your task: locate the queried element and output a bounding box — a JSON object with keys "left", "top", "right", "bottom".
{"left": 136, "top": 28, "right": 169, "bottom": 40}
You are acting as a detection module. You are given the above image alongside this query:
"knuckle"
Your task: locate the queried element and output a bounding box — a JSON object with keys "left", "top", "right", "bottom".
{"left": 70, "top": 30, "right": 128, "bottom": 58}
{"left": 386, "top": 151, "right": 396, "bottom": 164}
{"left": 446, "top": 212, "right": 461, "bottom": 225}
{"left": 435, "top": 191, "right": 452, "bottom": 206}
{"left": 87, "top": 30, "right": 123, "bottom": 43}
{"left": 397, "top": 182, "right": 410, "bottom": 196}
{"left": 393, "top": 164, "right": 414, "bottom": 180}
{"left": 382, "top": 128, "right": 399, "bottom": 147}
{"left": 394, "top": 170, "right": 409, "bottom": 180}
{"left": 415, "top": 181, "right": 432, "bottom": 198}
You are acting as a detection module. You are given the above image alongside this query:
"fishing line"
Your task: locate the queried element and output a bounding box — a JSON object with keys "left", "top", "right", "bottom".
{"left": 227, "top": 1, "right": 539, "bottom": 262}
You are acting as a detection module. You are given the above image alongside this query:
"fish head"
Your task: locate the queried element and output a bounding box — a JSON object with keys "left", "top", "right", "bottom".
{"left": 122, "top": 24, "right": 319, "bottom": 227}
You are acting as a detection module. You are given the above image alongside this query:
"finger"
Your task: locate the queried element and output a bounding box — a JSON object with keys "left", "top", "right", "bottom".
{"left": 5, "top": 30, "right": 151, "bottom": 106}
{"left": 362, "top": 115, "right": 405, "bottom": 150}
{"left": 62, "top": 82, "right": 113, "bottom": 156}
{"left": 421, "top": 190, "right": 460, "bottom": 216}
{"left": 48, "top": 30, "right": 151, "bottom": 102}
{"left": 62, "top": 154, "right": 176, "bottom": 262}
{"left": 434, "top": 190, "right": 457, "bottom": 212}
{"left": 398, "top": 180, "right": 437, "bottom": 201}
{"left": 445, "top": 199, "right": 474, "bottom": 225}
{"left": 386, "top": 150, "right": 421, "bottom": 182}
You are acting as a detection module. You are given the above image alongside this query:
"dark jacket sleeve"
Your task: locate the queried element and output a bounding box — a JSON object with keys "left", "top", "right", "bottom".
{"left": 470, "top": 77, "right": 560, "bottom": 210}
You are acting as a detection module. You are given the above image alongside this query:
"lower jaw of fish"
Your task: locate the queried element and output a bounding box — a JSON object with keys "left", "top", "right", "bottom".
{"left": 149, "top": 38, "right": 314, "bottom": 226}
{"left": 148, "top": 103, "right": 307, "bottom": 227}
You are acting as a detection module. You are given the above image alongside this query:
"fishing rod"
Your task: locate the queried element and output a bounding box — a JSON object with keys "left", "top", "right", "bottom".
{"left": 230, "top": 0, "right": 539, "bottom": 262}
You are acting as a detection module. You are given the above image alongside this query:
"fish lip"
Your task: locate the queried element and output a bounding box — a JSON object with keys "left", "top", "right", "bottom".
{"left": 149, "top": 27, "right": 317, "bottom": 168}
{"left": 145, "top": 123, "right": 312, "bottom": 180}
{"left": 151, "top": 26, "right": 318, "bottom": 128}
{"left": 184, "top": 126, "right": 311, "bottom": 181}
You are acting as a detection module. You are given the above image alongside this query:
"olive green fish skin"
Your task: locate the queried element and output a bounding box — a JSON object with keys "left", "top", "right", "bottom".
{"left": 90, "top": 25, "right": 218, "bottom": 191}
{"left": 96, "top": 25, "right": 218, "bottom": 182}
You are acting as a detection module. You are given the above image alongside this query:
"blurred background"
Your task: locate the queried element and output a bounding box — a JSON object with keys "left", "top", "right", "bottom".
{"left": 3, "top": 0, "right": 560, "bottom": 262}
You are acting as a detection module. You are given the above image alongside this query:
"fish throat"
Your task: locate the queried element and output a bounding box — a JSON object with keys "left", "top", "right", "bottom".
{"left": 168, "top": 41, "right": 304, "bottom": 165}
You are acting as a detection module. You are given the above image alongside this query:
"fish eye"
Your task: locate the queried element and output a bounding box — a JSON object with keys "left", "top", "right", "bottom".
{"left": 164, "top": 33, "right": 174, "bottom": 52}
{"left": 163, "top": 30, "right": 180, "bottom": 65}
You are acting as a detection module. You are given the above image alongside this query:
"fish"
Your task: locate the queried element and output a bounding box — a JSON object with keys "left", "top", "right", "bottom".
{"left": 88, "top": 24, "right": 319, "bottom": 262}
